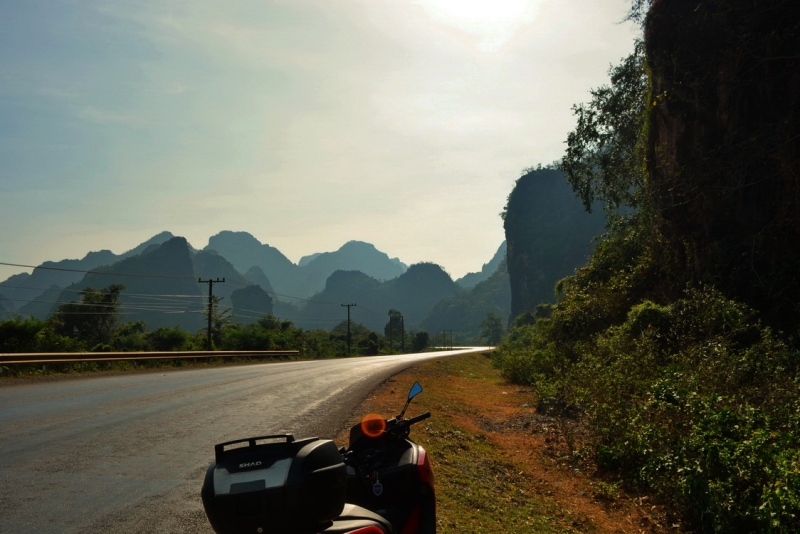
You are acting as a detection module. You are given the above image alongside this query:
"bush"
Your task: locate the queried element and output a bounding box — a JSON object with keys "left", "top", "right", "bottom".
{"left": 498, "top": 271, "right": 800, "bottom": 531}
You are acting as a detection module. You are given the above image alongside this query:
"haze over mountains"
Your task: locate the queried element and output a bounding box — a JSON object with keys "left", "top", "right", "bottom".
{"left": 0, "top": 231, "right": 510, "bottom": 338}
{"left": 0, "top": 166, "right": 607, "bottom": 341}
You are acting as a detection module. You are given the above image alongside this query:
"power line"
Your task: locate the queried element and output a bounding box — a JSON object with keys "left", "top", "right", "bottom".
{"left": 0, "top": 262, "right": 197, "bottom": 279}
{"left": 0, "top": 262, "right": 399, "bottom": 324}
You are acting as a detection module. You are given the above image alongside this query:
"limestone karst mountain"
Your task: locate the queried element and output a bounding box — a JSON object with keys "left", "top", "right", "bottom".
{"left": 297, "top": 262, "right": 458, "bottom": 332}
{"left": 50, "top": 237, "right": 204, "bottom": 330}
{"left": 503, "top": 167, "right": 605, "bottom": 321}
{"left": 421, "top": 260, "right": 511, "bottom": 341}
{"left": 204, "top": 232, "right": 407, "bottom": 298}
{"left": 456, "top": 242, "right": 506, "bottom": 289}
{"left": 0, "top": 232, "right": 175, "bottom": 312}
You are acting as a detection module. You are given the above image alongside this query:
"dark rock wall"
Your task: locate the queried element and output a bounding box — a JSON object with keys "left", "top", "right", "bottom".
{"left": 645, "top": 0, "right": 800, "bottom": 326}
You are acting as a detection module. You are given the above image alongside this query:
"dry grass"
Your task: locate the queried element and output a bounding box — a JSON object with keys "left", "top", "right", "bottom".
{"left": 336, "top": 352, "right": 671, "bottom": 534}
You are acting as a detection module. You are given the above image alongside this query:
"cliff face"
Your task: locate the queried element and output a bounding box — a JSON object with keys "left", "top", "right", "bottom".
{"left": 503, "top": 168, "right": 605, "bottom": 320}
{"left": 645, "top": 0, "right": 800, "bottom": 324}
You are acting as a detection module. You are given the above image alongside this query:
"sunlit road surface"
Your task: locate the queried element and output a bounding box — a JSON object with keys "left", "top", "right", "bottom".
{"left": 0, "top": 348, "right": 491, "bottom": 533}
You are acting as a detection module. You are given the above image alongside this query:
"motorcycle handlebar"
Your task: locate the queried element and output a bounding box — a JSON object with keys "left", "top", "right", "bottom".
{"left": 404, "top": 412, "right": 431, "bottom": 426}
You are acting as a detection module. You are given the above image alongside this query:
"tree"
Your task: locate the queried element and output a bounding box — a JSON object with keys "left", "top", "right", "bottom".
{"left": 384, "top": 309, "right": 403, "bottom": 348}
{"left": 358, "top": 332, "right": 380, "bottom": 356}
{"left": 560, "top": 41, "right": 649, "bottom": 213}
{"left": 479, "top": 313, "right": 506, "bottom": 345}
{"left": 146, "top": 325, "right": 191, "bottom": 351}
{"left": 0, "top": 317, "right": 46, "bottom": 352}
{"left": 411, "top": 331, "right": 430, "bottom": 353}
{"left": 331, "top": 320, "right": 371, "bottom": 338}
{"left": 257, "top": 313, "right": 293, "bottom": 332}
{"left": 200, "top": 295, "right": 233, "bottom": 348}
{"left": 54, "top": 284, "right": 125, "bottom": 346}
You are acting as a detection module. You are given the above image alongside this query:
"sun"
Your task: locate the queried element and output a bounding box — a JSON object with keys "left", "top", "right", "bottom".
{"left": 421, "top": 0, "right": 530, "bottom": 25}
{"left": 417, "top": 0, "right": 541, "bottom": 52}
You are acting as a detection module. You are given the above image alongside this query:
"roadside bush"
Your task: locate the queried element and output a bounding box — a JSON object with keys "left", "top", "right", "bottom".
{"left": 0, "top": 317, "right": 47, "bottom": 352}
{"left": 146, "top": 326, "right": 192, "bottom": 351}
{"left": 498, "top": 275, "right": 800, "bottom": 531}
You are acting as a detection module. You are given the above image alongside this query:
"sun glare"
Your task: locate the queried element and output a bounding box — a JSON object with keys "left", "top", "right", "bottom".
{"left": 422, "top": 0, "right": 529, "bottom": 25}
{"left": 417, "top": 0, "right": 541, "bottom": 52}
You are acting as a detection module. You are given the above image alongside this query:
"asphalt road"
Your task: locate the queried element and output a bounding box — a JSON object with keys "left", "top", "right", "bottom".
{"left": 0, "top": 349, "right": 486, "bottom": 533}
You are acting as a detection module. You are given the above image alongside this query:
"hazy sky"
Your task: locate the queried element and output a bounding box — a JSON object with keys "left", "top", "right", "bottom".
{"left": 1, "top": 0, "right": 638, "bottom": 281}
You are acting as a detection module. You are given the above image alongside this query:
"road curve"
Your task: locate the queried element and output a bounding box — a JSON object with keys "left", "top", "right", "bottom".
{"left": 0, "top": 349, "right": 490, "bottom": 533}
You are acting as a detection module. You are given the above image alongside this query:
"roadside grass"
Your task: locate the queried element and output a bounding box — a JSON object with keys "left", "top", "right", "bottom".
{"left": 337, "top": 352, "right": 669, "bottom": 534}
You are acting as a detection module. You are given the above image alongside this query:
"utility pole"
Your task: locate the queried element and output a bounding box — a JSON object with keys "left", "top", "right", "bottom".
{"left": 341, "top": 303, "right": 357, "bottom": 356}
{"left": 199, "top": 278, "right": 225, "bottom": 351}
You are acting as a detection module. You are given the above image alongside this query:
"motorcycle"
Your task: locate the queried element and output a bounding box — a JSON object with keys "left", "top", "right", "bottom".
{"left": 201, "top": 381, "right": 436, "bottom": 534}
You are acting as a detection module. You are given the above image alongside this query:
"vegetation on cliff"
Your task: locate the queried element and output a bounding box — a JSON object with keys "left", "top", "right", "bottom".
{"left": 496, "top": 1, "right": 800, "bottom": 530}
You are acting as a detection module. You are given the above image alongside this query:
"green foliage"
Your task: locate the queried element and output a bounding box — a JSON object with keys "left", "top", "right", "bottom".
{"left": 383, "top": 309, "right": 407, "bottom": 351}
{"left": 479, "top": 312, "right": 506, "bottom": 346}
{"left": 112, "top": 321, "right": 149, "bottom": 351}
{"left": 421, "top": 262, "right": 511, "bottom": 343}
{"left": 560, "top": 41, "right": 649, "bottom": 213}
{"left": 257, "top": 313, "right": 293, "bottom": 332}
{"left": 53, "top": 284, "right": 125, "bottom": 345}
{"left": 498, "top": 277, "right": 800, "bottom": 530}
{"left": 0, "top": 316, "right": 84, "bottom": 353}
{"left": 496, "top": 21, "right": 800, "bottom": 528}
{"left": 358, "top": 332, "right": 381, "bottom": 356}
{"left": 146, "top": 326, "right": 192, "bottom": 351}
{"left": 411, "top": 331, "right": 430, "bottom": 353}
{"left": 200, "top": 296, "right": 234, "bottom": 349}
{"left": 0, "top": 308, "right": 388, "bottom": 362}
{"left": 0, "top": 316, "right": 48, "bottom": 352}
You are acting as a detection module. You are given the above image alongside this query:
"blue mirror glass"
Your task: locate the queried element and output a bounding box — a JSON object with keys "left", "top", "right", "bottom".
{"left": 408, "top": 381, "right": 423, "bottom": 400}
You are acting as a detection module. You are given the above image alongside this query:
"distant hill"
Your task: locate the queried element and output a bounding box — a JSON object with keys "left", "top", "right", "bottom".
{"left": 120, "top": 231, "right": 177, "bottom": 258}
{"left": 297, "top": 271, "right": 383, "bottom": 330}
{"left": 243, "top": 266, "right": 275, "bottom": 294}
{"left": 192, "top": 250, "right": 251, "bottom": 301}
{"left": 382, "top": 263, "right": 458, "bottom": 325}
{"left": 298, "top": 253, "right": 322, "bottom": 267}
{"left": 52, "top": 237, "right": 205, "bottom": 330}
{"left": 204, "top": 232, "right": 407, "bottom": 299}
{"left": 456, "top": 242, "right": 506, "bottom": 289}
{"left": 0, "top": 250, "right": 117, "bottom": 312}
{"left": 296, "top": 263, "right": 458, "bottom": 332}
{"left": 300, "top": 241, "right": 407, "bottom": 290}
{"left": 0, "top": 293, "right": 13, "bottom": 320}
{"left": 231, "top": 285, "right": 273, "bottom": 324}
{"left": 18, "top": 285, "right": 66, "bottom": 320}
{"left": 421, "top": 260, "right": 511, "bottom": 342}
{"left": 2, "top": 230, "right": 510, "bottom": 338}
{"left": 205, "top": 231, "right": 298, "bottom": 295}
{"left": 0, "top": 232, "right": 175, "bottom": 312}
{"left": 22, "top": 238, "right": 277, "bottom": 331}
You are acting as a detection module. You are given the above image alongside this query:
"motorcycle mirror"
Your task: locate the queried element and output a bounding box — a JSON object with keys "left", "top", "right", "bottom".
{"left": 408, "top": 382, "right": 423, "bottom": 401}
{"left": 398, "top": 382, "right": 423, "bottom": 419}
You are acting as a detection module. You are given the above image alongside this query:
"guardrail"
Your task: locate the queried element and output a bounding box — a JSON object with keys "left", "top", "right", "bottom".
{"left": 0, "top": 350, "right": 299, "bottom": 365}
